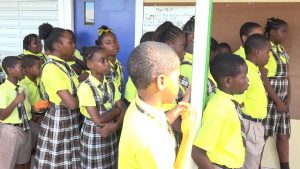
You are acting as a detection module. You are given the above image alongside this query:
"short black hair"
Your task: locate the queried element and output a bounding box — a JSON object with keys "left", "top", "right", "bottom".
{"left": 219, "top": 42, "right": 232, "bottom": 53}
{"left": 264, "top": 17, "right": 288, "bottom": 38}
{"left": 152, "top": 21, "right": 184, "bottom": 44}
{"left": 1, "top": 56, "right": 22, "bottom": 74}
{"left": 95, "top": 25, "right": 116, "bottom": 46}
{"left": 244, "top": 34, "right": 270, "bottom": 58}
{"left": 22, "top": 55, "right": 42, "bottom": 68}
{"left": 23, "top": 34, "right": 39, "bottom": 50}
{"left": 39, "top": 23, "right": 66, "bottom": 52}
{"left": 128, "top": 41, "right": 180, "bottom": 89}
{"left": 140, "top": 31, "right": 154, "bottom": 44}
{"left": 210, "top": 53, "right": 246, "bottom": 87}
{"left": 240, "top": 22, "right": 261, "bottom": 42}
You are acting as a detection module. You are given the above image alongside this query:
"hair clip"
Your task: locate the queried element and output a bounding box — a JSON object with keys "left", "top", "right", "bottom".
{"left": 98, "top": 28, "right": 112, "bottom": 37}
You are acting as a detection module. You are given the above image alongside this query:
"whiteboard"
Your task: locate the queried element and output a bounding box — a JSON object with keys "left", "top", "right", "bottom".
{"left": 143, "top": 6, "right": 196, "bottom": 33}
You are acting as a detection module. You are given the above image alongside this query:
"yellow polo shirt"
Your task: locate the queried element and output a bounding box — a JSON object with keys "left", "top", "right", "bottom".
{"left": 235, "top": 60, "right": 267, "bottom": 119}
{"left": 119, "top": 97, "right": 176, "bottom": 169}
{"left": 124, "top": 77, "right": 136, "bottom": 103}
{"left": 77, "top": 74, "right": 120, "bottom": 118}
{"left": 0, "top": 80, "right": 32, "bottom": 123}
{"left": 194, "top": 89, "right": 245, "bottom": 168}
{"left": 20, "top": 76, "right": 43, "bottom": 106}
{"left": 41, "top": 55, "right": 79, "bottom": 105}
{"left": 180, "top": 53, "right": 193, "bottom": 84}
{"left": 265, "top": 42, "right": 288, "bottom": 77}
{"left": 234, "top": 46, "right": 246, "bottom": 60}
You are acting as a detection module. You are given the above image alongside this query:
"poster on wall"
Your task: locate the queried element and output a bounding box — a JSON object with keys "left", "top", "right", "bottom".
{"left": 84, "top": 1, "right": 95, "bottom": 25}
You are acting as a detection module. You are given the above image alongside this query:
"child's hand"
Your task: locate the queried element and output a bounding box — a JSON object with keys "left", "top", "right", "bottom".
{"left": 178, "top": 102, "right": 196, "bottom": 134}
{"left": 97, "top": 123, "right": 117, "bottom": 138}
{"left": 276, "top": 101, "right": 289, "bottom": 113}
{"left": 14, "top": 91, "right": 26, "bottom": 105}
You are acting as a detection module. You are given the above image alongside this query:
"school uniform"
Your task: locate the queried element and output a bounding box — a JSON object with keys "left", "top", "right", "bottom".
{"left": 78, "top": 74, "right": 120, "bottom": 169}
{"left": 20, "top": 76, "right": 46, "bottom": 148}
{"left": 207, "top": 70, "right": 217, "bottom": 96}
{"left": 34, "top": 55, "right": 81, "bottom": 168}
{"left": 180, "top": 52, "right": 193, "bottom": 84}
{"left": 106, "top": 59, "right": 124, "bottom": 94}
{"left": 194, "top": 89, "right": 245, "bottom": 169}
{"left": 23, "top": 50, "right": 47, "bottom": 62}
{"left": 119, "top": 96, "right": 176, "bottom": 169}
{"left": 263, "top": 42, "right": 290, "bottom": 137}
{"left": 0, "top": 80, "right": 32, "bottom": 169}
{"left": 235, "top": 60, "right": 267, "bottom": 169}
{"left": 124, "top": 76, "right": 137, "bottom": 103}
{"left": 234, "top": 46, "right": 246, "bottom": 60}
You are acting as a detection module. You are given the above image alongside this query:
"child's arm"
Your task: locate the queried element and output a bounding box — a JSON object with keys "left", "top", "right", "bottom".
{"left": 174, "top": 103, "right": 195, "bottom": 169}
{"left": 191, "top": 146, "right": 214, "bottom": 169}
{"left": 57, "top": 90, "right": 79, "bottom": 110}
{"left": 98, "top": 100, "right": 126, "bottom": 138}
{"left": 284, "top": 76, "right": 291, "bottom": 108}
{"left": 0, "top": 92, "right": 26, "bottom": 120}
{"left": 259, "top": 67, "right": 288, "bottom": 112}
{"left": 86, "top": 106, "right": 120, "bottom": 125}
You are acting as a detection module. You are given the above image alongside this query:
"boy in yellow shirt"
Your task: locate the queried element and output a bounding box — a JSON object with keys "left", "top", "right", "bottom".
{"left": 192, "top": 54, "right": 249, "bottom": 169}
{"left": 119, "top": 41, "right": 195, "bottom": 169}
{"left": 234, "top": 22, "right": 262, "bottom": 59}
{"left": 0, "top": 56, "right": 32, "bottom": 169}
{"left": 235, "top": 34, "right": 270, "bottom": 169}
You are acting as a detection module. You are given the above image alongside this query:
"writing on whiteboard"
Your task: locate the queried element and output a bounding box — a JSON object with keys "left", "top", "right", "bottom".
{"left": 143, "top": 6, "right": 196, "bottom": 34}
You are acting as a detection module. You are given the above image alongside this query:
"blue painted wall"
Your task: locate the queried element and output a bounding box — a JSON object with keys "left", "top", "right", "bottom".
{"left": 74, "top": 0, "right": 136, "bottom": 90}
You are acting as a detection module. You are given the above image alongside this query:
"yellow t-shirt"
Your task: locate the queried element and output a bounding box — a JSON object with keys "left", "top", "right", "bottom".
{"left": 234, "top": 46, "right": 246, "bottom": 60}
{"left": 180, "top": 52, "right": 193, "bottom": 84}
{"left": 124, "top": 77, "right": 136, "bottom": 103}
{"left": 0, "top": 80, "right": 32, "bottom": 123}
{"left": 235, "top": 60, "right": 267, "bottom": 119}
{"left": 194, "top": 89, "right": 245, "bottom": 168}
{"left": 119, "top": 97, "right": 176, "bottom": 169}
{"left": 265, "top": 42, "right": 288, "bottom": 77}
{"left": 20, "top": 76, "right": 43, "bottom": 106}
{"left": 41, "top": 55, "right": 79, "bottom": 105}
{"left": 77, "top": 74, "right": 120, "bottom": 118}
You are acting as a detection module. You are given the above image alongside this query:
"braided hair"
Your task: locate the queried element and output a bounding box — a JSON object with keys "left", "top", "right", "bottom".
{"left": 264, "top": 17, "right": 288, "bottom": 38}
{"left": 152, "top": 21, "right": 184, "bottom": 43}
{"left": 23, "top": 34, "right": 40, "bottom": 51}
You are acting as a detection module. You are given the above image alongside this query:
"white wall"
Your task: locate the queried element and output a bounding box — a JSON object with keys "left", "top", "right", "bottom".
{"left": 0, "top": 0, "right": 72, "bottom": 60}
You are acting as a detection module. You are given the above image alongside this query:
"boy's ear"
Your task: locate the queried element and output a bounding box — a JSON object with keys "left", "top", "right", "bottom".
{"left": 242, "top": 35, "right": 247, "bottom": 44}
{"left": 6, "top": 67, "right": 13, "bottom": 74}
{"left": 223, "top": 76, "right": 232, "bottom": 88}
{"left": 156, "top": 75, "right": 166, "bottom": 91}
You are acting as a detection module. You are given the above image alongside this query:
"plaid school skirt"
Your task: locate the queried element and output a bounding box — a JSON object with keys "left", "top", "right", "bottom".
{"left": 263, "top": 77, "right": 291, "bottom": 137}
{"left": 33, "top": 104, "right": 81, "bottom": 168}
{"left": 81, "top": 118, "right": 118, "bottom": 169}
